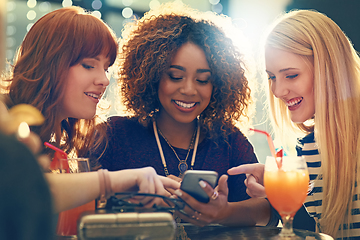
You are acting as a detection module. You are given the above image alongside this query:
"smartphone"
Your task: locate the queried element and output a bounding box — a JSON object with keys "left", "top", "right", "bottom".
{"left": 180, "top": 170, "right": 218, "bottom": 203}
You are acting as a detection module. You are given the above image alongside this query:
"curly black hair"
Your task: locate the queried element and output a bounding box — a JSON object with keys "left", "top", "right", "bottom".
{"left": 117, "top": 3, "right": 253, "bottom": 141}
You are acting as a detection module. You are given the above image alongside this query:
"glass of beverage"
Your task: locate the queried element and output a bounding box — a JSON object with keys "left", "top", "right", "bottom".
{"left": 264, "top": 156, "right": 309, "bottom": 239}
{"left": 54, "top": 158, "right": 95, "bottom": 237}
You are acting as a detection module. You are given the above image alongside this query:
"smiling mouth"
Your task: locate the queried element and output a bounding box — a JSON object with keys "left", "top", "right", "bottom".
{"left": 174, "top": 100, "right": 196, "bottom": 109}
{"left": 286, "top": 97, "right": 303, "bottom": 107}
{"left": 85, "top": 92, "right": 101, "bottom": 100}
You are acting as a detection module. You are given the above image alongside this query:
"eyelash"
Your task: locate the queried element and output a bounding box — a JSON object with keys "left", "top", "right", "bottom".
{"left": 197, "top": 79, "right": 210, "bottom": 84}
{"left": 168, "top": 74, "right": 182, "bottom": 81}
{"left": 168, "top": 74, "right": 210, "bottom": 84}
{"left": 82, "top": 63, "right": 94, "bottom": 70}
{"left": 82, "top": 63, "right": 110, "bottom": 75}
{"left": 268, "top": 75, "right": 275, "bottom": 81}
{"left": 268, "top": 74, "right": 298, "bottom": 81}
{"left": 286, "top": 74, "right": 298, "bottom": 79}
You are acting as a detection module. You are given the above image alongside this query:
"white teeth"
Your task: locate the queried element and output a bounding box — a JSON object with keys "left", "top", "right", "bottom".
{"left": 286, "top": 97, "right": 303, "bottom": 107}
{"left": 85, "top": 92, "right": 100, "bottom": 99}
{"left": 175, "top": 100, "right": 196, "bottom": 109}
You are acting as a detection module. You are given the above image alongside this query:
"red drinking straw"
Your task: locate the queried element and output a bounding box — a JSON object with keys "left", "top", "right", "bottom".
{"left": 249, "top": 128, "right": 276, "bottom": 157}
{"left": 249, "top": 128, "right": 283, "bottom": 169}
{"left": 44, "top": 142, "right": 69, "bottom": 172}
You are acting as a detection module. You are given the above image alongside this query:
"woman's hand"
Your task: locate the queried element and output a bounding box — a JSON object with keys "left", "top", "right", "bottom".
{"left": 170, "top": 174, "right": 230, "bottom": 226}
{"left": 227, "top": 163, "right": 266, "bottom": 198}
{"left": 109, "top": 167, "right": 181, "bottom": 207}
{"left": 167, "top": 174, "right": 182, "bottom": 183}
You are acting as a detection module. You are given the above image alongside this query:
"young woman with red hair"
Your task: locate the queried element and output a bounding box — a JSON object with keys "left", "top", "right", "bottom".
{"left": 0, "top": 6, "right": 179, "bottom": 214}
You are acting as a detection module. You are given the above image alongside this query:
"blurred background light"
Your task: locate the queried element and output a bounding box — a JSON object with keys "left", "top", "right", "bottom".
{"left": 62, "top": 0, "right": 72, "bottom": 7}
{"left": 6, "top": 25, "right": 16, "bottom": 36}
{"left": 211, "top": 3, "right": 222, "bottom": 13}
{"left": 27, "top": 0, "right": 37, "bottom": 8}
{"left": 149, "top": 0, "right": 160, "bottom": 10}
{"left": 92, "top": 0, "right": 102, "bottom": 10}
{"left": 209, "top": 0, "right": 220, "bottom": 5}
{"left": 92, "top": 10, "right": 102, "bottom": 19}
{"left": 26, "top": 10, "right": 36, "bottom": 20}
{"left": 7, "top": 1, "right": 17, "bottom": 11}
{"left": 122, "top": 7, "right": 133, "bottom": 19}
{"left": 26, "top": 23, "right": 34, "bottom": 32}
{"left": 122, "top": 0, "right": 133, "bottom": 7}
{"left": 38, "top": 2, "right": 51, "bottom": 12}
{"left": 6, "top": 37, "right": 15, "bottom": 48}
{"left": 7, "top": 13, "right": 16, "bottom": 23}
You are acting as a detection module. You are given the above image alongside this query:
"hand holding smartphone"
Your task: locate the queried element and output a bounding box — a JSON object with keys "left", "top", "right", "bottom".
{"left": 180, "top": 170, "right": 218, "bottom": 203}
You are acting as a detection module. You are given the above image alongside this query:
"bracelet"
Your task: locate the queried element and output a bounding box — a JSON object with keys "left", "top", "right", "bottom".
{"left": 97, "top": 169, "right": 113, "bottom": 208}
{"left": 103, "top": 169, "right": 113, "bottom": 199}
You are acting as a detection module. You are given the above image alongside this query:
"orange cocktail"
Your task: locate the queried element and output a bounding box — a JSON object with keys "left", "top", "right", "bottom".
{"left": 264, "top": 156, "right": 309, "bottom": 239}
{"left": 265, "top": 169, "right": 309, "bottom": 217}
{"left": 56, "top": 200, "right": 95, "bottom": 236}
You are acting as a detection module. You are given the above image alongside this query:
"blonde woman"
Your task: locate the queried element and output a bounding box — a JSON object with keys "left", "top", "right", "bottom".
{"left": 228, "top": 9, "right": 360, "bottom": 239}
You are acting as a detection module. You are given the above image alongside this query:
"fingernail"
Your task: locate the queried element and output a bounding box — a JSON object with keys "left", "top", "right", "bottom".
{"left": 199, "top": 180, "right": 206, "bottom": 188}
{"left": 174, "top": 189, "right": 182, "bottom": 197}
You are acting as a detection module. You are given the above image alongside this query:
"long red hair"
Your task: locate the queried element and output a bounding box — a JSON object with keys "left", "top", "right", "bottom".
{"left": 2, "top": 6, "right": 117, "bottom": 156}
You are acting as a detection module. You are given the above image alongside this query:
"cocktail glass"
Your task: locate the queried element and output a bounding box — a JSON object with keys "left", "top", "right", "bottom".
{"left": 264, "top": 156, "right": 309, "bottom": 239}
{"left": 54, "top": 158, "right": 95, "bottom": 237}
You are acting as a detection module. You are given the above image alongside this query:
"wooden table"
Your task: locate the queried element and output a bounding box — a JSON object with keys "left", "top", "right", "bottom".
{"left": 179, "top": 224, "right": 333, "bottom": 240}
{"left": 57, "top": 224, "right": 333, "bottom": 240}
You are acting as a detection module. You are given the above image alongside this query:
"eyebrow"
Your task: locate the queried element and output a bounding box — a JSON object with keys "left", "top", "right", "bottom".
{"left": 279, "top": 67, "right": 298, "bottom": 72}
{"left": 266, "top": 67, "right": 299, "bottom": 74}
{"left": 85, "top": 57, "right": 110, "bottom": 67}
{"left": 170, "top": 65, "right": 211, "bottom": 73}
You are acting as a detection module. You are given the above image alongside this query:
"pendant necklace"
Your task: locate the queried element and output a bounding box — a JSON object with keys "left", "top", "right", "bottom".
{"left": 153, "top": 118, "right": 200, "bottom": 177}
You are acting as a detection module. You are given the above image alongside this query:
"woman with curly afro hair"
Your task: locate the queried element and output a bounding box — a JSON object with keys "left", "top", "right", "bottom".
{"left": 94, "top": 2, "right": 274, "bottom": 227}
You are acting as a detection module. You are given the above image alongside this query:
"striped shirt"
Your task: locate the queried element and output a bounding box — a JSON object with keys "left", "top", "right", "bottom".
{"left": 297, "top": 132, "right": 360, "bottom": 239}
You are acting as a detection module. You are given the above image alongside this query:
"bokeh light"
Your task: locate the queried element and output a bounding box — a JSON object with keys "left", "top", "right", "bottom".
{"left": 149, "top": 0, "right": 160, "bottom": 10}
{"left": 6, "top": 26, "right": 16, "bottom": 36}
{"left": 7, "top": 13, "right": 16, "bottom": 23}
{"left": 27, "top": 10, "right": 37, "bottom": 21}
{"left": 27, "top": 0, "right": 37, "bottom": 9}
{"left": 7, "top": 1, "right": 16, "bottom": 12}
{"left": 92, "top": 10, "right": 102, "bottom": 19}
{"left": 122, "top": 0, "right": 133, "bottom": 6}
{"left": 212, "top": 3, "right": 223, "bottom": 13}
{"left": 122, "top": 7, "right": 133, "bottom": 19}
{"left": 26, "top": 23, "right": 34, "bottom": 32}
{"left": 38, "top": 2, "right": 51, "bottom": 12}
{"left": 92, "top": 0, "right": 102, "bottom": 10}
{"left": 209, "top": 0, "right": 220, "bottom": 5}
{"left": 62, "top": 0, "right": 73, "bottom": 7}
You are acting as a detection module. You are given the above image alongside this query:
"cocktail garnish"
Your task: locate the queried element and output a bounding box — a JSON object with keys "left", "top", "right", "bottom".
{"left": 249, "top": 128, "right": 276, "bottom": 157}
{"left": 275, "top": 148, "right": 283, "bottom": 169}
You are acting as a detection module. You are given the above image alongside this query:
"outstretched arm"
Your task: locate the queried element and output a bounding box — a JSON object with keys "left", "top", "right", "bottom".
{"left": 46, "top": 167, "right": 180, "bottom": 213}
{"left": 227, "top": 163, "right": 266, "bottom": 198}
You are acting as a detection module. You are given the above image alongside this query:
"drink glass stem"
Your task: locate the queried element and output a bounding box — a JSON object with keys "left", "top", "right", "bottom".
{"left": 279, "top": 215, "right": 296, "bottom": 237}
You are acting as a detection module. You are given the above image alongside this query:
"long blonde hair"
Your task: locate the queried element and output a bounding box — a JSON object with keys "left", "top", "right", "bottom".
{"left": 265, "top": 10, "right": 360, "bottom": 238}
